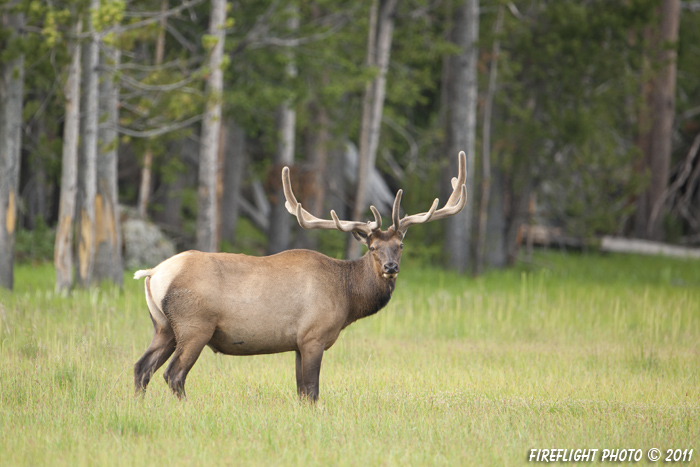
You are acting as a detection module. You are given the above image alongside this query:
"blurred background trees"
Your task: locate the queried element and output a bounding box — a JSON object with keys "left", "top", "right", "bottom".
{"left": 0, "top": 0, "right": 698, "bottom": 290}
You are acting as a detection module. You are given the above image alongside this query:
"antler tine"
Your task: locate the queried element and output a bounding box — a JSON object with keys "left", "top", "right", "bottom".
{"left": 330, "top": 210, "right": 358, "bottom": 232}
{"left": 282, "top": 165, "right": 381, "bottom": 235}
{"left": 282, "top": 166, "right": 299, "bottom": 216}
{"left": 292, "top": 203, "right": 326, "bottom": 229}
{"left": 396, "top": 197, "right": 440, "bottom": 232}
{"left": 444, "top": 151, "right": 467, "bottom": 208}
{"left": 396, "top": 151, "right": 468, "bottom": 233}
{"left": 369, "top": 205, "right": 383, "bottom": 231}
{"left": 330, "top": 206, "right": 382, "bottom": 233}
{"left": 390, "top": 189, "right": 403, "bottom": 232}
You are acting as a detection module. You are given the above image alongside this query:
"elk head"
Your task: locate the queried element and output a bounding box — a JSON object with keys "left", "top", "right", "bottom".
{"left": 282, "top": 151, "right": 468, "bottom": 279}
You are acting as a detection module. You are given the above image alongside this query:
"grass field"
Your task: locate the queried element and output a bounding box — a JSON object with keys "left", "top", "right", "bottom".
{"left": 1, "top": 251, "right": 698, "bottom": 465}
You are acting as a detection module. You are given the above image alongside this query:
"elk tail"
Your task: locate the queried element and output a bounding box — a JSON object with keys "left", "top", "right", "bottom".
{"left": 133, "top": 269, "right": 153, "bottom": 280}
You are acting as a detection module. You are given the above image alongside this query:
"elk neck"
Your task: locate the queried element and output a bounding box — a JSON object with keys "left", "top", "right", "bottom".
{"left": 341, "top": 252, "right": 396, "bottom": 328}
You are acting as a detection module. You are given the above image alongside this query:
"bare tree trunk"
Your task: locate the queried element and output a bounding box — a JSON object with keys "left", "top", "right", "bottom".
{"left": 506, "top": 171, "right": 533, "bottom": 266}
{"left": 138, "top": 151, "right": 153, "bottom": 219}
{"left": 196, "top": 0, "right": 226, "bottom": 252}
{"left": 485, "top": 165, "right": 507, "bottom": 268}
{"left": 348, "top": 0, "right": 398, "bottom": 259}
{"left": 443, "top": 0, "right": 479, "bottom": 273}
{"left": 474, "top": 6, "right": 502, "bottom": 276}
{"left": 55, "top": 18, "right": 82, "bottom": 292}
{"left": 0, "top": 11, "right": 25, "bottom": 290}
{"left": 94, "top": 44, "right": 123, "bottom": 286}
{"left": 220, "top": 117, "right": 246, "bottom": 244}
{"left": 75, "top": 0, "right": 100, "bottom": 287}
{"left": 634, "top": 0, "right": 681, "bottom": 240}
{"left": 152, "top": 139, "right": 196, "bottom": 234}
{"left": 267, "top": 5, "right": 299, "bottom": 255}
{"left": 137, "top": 0, "right": 168, "bottom": 219}
{"left": 297, "top": 102, "right": 330, "bottom": 250}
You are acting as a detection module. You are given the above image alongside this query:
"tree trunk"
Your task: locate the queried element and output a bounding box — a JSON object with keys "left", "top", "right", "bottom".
{"left": 75, "top": 0, "right": 100, "bottom": 287}
{"left": 634, "top": 0, "right": 681, "bottom": 240}
{"left": 220, "top": 117, "right": 247, "bottom": 245}
{"left": 267, "top": 6, "right": 299, "bottom": 255}
{"left": 443, "top": 0, "right": 479, "bottom": 273}
{"left": 505, "top": 171, "right": 533, "bottom": 266}
{"left": 485, "top": 165, "right": 507, "bottom": 268}
{"left": 0, "top": 12, "right": 25, "bottom": 290}
{"left": 296, "top": 102, "right": 330, "bottom": 250}
{"left": 55, "top": 18, "right": 83, "bottom": 292}
{"left": 195, "top": 0, "right": 226, "bottom": 252}
{"left": 93, "top": 44, "right": 123, "bottom": 286}
{"left": 137, "top": 0, "right": 168, "bottom": 219}
{"left": 348, "top": 0, "right": 398, "bottom": 259}
{"left": 474, "top": 5, "right": 502, "bottom": 276}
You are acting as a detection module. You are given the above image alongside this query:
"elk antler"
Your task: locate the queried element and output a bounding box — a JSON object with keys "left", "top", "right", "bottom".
{"left": 282, "top": 166, "right": 382, "bottom": 236}
{"left": 390, "top": 151, "right": 468, "bottom": 233}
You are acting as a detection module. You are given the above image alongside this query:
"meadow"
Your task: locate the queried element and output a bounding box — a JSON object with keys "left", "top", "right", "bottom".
{"left": 0, "top": 251, "right": 698, "bottom": 466}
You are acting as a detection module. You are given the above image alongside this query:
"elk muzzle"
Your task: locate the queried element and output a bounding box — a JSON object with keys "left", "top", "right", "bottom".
{"left": 382, "top": 262, "right": 399, "bottom": 279}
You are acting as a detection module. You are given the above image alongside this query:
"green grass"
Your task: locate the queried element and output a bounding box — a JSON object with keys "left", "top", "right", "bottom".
{"left": 1, "top": 251, "right": 698, "bottom": 466}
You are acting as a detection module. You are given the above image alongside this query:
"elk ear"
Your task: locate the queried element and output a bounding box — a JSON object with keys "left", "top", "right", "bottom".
{"left": 352, "top": 230, "right": 370, "bottom": 246}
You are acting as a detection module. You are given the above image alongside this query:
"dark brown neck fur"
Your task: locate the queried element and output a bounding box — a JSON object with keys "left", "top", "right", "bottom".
{"left": 341, "top": 253, "right": 396, "bottom": 329}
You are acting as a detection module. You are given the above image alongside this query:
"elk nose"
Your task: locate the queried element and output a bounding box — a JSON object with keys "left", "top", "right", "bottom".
{"left": 384, "top": 262, "right": 399, "bottom": 274}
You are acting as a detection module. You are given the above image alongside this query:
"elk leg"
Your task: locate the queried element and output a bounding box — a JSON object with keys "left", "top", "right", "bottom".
{"left": 134, "top": 327, "right": 176, "bottom": 394}
{"left": 298, "top": 342, "right": 324, "bottom": 402}
{"left": 295, "top": 350, "right": 303, "bottom": 396}
{"left": 162, "top": 330, "right": 212, "bottom": 399}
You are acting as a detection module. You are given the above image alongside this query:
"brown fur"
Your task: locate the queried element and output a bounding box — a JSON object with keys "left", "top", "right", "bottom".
{"left": 133, "top": 230, "right": 404, "bottom": 401}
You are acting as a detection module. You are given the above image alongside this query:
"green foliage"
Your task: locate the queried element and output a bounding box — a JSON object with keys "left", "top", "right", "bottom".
{"left": 220, "top": 218, "right": 267, "bottom": 256}
{"left": 494, "top": 0, "right": 659, "bottom": 237}
{"left": 92, "top": 0, "right": 125, "bottom": 31}
{"left": 7, "top": 0, "right": 700, "bottom": 263}
{"left": 14, "top": 217, "right": 55, "bottom": 264}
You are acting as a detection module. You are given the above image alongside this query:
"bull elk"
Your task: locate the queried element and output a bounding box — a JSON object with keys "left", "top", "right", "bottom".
{"left": 133, "top": 151, "right": 467, "bottom": 401}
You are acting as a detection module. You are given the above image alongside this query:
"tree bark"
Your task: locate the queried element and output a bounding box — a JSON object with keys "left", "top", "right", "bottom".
{"left": 634, "top": 0, "right": 681, "bottom": 240}
{"left": 348, "top": 0, "right": 398, "bottom": 259}
{"left": 93, "top": 43, "right": 123, "bottom": 286}
{"left": 297, "top": 101, "right": 330, "bottom": 250}
{"left": 55, "top": 18, "right": 82, "bottom": 292}
{"left": 443, "top": 0, "right": 479, "bottom": 273}
{"left": 196, "top": 0, "right": 226, "bottom": 252}
{"left": 267, "top": 5, "right": 299, "bottom": 255}
{"left": 137, "top": 0, "right": 168, "bottom": 220}
{"left": 0, "top": 11, "right": 25, "bottom": 290}
{"left": 485, "top": 165, "right": 507, "bottom": 268}
{"left": 152, "top": 139, "right": 197, "bottom": 233}
{"left": 75, "top": 0, "right": 100, "bottom": 287}
{"left": 474, "top": 5, "right": 502, "bottom": 276}
{"left": 220, "top": 117, "right": 246, "bottom": 244}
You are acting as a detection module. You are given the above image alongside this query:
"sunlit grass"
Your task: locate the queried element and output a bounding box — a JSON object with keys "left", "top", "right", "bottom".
{"left": 1, "top": 251, "right": 698, "bottom": 465}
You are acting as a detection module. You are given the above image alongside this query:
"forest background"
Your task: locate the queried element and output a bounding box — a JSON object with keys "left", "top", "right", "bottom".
{"left": 0, "top": 0, "right": 699, "bottom": 291}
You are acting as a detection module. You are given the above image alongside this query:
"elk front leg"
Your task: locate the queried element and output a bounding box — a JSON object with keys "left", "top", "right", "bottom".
{"left": 295, "top": 350, "right": 303, "bottom": 396}
{"left": 296, "top": 342, "right": 324, "bottom": 402}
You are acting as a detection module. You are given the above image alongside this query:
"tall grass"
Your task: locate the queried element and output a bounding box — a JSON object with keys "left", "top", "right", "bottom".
{"left": 1, "top": 252, "right": 698, "bottom": 466}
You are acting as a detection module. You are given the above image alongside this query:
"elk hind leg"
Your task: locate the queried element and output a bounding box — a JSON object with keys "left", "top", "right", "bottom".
{"left": 134, "top": 325, "right": 176, "bottom": 394}
{"left": 134, "top": 277, "right": 176, "bottom": 394}
{"left": 163, "top": 328, "right": 213, "bottom": 399}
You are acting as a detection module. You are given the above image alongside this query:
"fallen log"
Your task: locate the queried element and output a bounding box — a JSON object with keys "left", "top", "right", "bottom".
{"left": 600, "top": 236, "right": 700, "bottom": 259}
